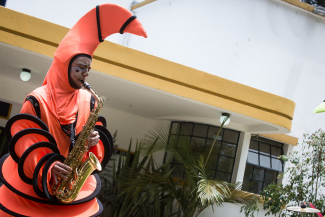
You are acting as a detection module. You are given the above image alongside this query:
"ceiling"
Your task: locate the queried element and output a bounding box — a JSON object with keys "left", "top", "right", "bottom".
{"left": 0, "top": 42, "right": 287, "bottom": 134}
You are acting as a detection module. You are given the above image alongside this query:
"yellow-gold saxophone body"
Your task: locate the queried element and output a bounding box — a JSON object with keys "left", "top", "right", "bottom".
{"left": 53, "top": 82, "right": 103, "bottom": 204}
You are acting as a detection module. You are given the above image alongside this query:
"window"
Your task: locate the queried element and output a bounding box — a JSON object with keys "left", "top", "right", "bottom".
{"left": 0, "top": 126, "right": 8, "bottom": 158}
{"left": 243, "top": 136, "right": 284, "bottom": 194}
{"left": 0, "top": 0, "right": 6, "bottom": 7}
{"left": 164, "top": 122, "right": 240, "bottom": 183}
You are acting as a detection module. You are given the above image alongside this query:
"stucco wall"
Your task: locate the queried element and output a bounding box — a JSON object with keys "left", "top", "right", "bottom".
{"left": 7, "top": 0, "right": 325, "bottom": 140}
{"left": 126, "top": 0, "right": 325, "bottom": 142}
{"left": 5, "top": 0, "right": 134, "bottom": 45}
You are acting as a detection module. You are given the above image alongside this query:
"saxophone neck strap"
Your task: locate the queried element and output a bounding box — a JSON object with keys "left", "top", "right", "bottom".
{"left": 60, "top": 112, "right": 78, "bottom": 145}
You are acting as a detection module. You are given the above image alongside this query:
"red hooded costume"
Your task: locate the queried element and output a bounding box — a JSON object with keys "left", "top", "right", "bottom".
{"left": 0, "top": 4, "right": 147, "bottom": 216}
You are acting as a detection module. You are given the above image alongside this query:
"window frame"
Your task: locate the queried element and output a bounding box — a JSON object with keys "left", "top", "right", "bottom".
{"left": 244, "top": 136, "right": 284, "bottom": 194}
{"left": 163, "top": 121, "right": 241, "bottom": 183}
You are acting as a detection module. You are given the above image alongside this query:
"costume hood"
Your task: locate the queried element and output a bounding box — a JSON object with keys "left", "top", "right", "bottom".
{"left": 39, "top": 4, "right": 147, "bottom": 125}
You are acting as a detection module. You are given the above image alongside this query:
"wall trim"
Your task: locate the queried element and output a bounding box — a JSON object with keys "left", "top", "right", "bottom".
{"left": 259, "top": 134, "right": 298, "bottom": 146}
{"left": 131, "top": 0, "right": 157, "bottom": 11}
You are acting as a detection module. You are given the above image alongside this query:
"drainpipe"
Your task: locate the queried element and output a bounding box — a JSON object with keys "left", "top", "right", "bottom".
{"left": 122, "top": 0, "right": 157, "bottom": 47}
{"left": 131, "top": 0, "right": 157, "bottom": 10}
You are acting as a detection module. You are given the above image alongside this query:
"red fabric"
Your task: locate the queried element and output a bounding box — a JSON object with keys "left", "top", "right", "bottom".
{"left": 1, "top": 156, "right": 98, "bottom": 202}
{"left": 40, "top": 4, "right": 147, "bottom": 125}
{"left": 0, "top": 185, "right": 99, "bottom": 217}
{"left": 0, "top": 4, "right": 147, "bottom": 216}
{"left": 309, "top": 203, "right": 323, "bottom": 217}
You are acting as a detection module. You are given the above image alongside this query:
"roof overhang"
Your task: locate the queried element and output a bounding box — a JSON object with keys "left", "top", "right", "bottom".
{"left": 0, "top": 6, "right": 296, "bottom": 134}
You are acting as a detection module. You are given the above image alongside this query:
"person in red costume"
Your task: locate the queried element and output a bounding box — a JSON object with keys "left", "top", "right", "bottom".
{"left": 0, "top": 4, "right": 147, "bottom": 216}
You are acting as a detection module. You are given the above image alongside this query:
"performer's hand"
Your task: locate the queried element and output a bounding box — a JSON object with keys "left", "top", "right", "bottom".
{"left": 51, "top": 162, "right": 72, "bottom": 185}
{"left": 87, "top": 130, "right": 100, "bottom": 148}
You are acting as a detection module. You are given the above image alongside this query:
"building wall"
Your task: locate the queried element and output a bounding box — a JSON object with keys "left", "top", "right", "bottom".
{"left": 5, "top": 0, "right": 134, "bottom": 46}
{"left": 126, "top": 0, "right": 325, "bottom": 141}
{"left": 7, "top": 0, "right": 325, "bottom": 141}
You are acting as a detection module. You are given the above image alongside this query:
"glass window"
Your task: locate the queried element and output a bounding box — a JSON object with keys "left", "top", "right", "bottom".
{"left": 260, "top": 155, "right": 270, "bottom": 168}
{"left": 247, "top": 152, "right": 258, "bottom": 164}
{"left": 178, "top": 136, "right": 190, "bottom": 148}
{"left": 259, "top": 143, "right": 270, "bottom": 155}
{"left": 192, "top": 124, "right": 208, "bottom": 137}
{"left": 207, "top": 126, "right": 223, "bottom": 140}
{"left": 252, "top": 167, "right": 264, "bottom": 181}
{"left": 208, "top": 155, "right": 219, "bottom": 169}
{"left": 0, "top": 126, "right": 7, "bottom": 158}
{"left": 249, "top": 140, "right": 258, "bottom": 153}
{"left": 217, "top": 156, "right": 234, "bottom": 173}
{"left": 264, "top": 169, "right": 277, "bottom": 183}
{"left": 271, "top": 146, "right": 281, "bottom": 157}
{"left": 271, "top": 158, "right": 283, "bottom": 171}
{"left": 171, "top": 122, "right": 181, "bottom": 134}
{"left": 250, "top": 180, "right": 263, "bottom": 194}
{"left": 191, "top": 137, "right": 206, "bottom": 147}
{"left": 215, "top": 171, "right": 231, "bottom": 182}
{"left": 220, "top": 142, "right": 237, "bottom": 158}
{"left": 180, "top": 123, "right": 193, "bottom": 135}
{"left": 165, "top": 122, "right": 240, "bottom": 182}
{"left": 244, "top": 136, "right": 283, "bottom": 194}
{"left": 206, "top": 139, "right": 221, "bottom": 154}
{"left": 223, "top": 130, "right": 239, "bottom": 144}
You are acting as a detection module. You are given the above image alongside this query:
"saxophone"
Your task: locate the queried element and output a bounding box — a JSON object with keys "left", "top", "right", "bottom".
{"left": 53, "top": 81, "right": 103, "bottom": 203}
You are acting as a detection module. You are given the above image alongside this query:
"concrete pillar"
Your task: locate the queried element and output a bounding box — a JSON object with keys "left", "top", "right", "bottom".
{"left": 232, "top": 132, "right": 251, "bottom": 183}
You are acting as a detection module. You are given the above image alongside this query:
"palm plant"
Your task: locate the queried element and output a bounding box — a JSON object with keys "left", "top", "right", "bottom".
{"left": 99, "top": 138, "right": 176, "bottom": 217}
{"left": 117, "top": 117, "right": 259, "bottom": 217}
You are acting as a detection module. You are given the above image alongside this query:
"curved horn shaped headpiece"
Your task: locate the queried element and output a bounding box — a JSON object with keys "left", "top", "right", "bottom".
{"left": 53, "top": 4, "right": 147, "bottom": 67}
{"left": 40, "top": 4, "right": 147, "bottom": 125}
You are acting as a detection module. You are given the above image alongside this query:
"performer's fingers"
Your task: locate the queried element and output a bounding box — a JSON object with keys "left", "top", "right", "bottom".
{"left": 88, "top": 135, "right": 100, "bottom": 147}
{"left": 53, "top": 164, "right": 71, "bottom": 175}
{"left": 88, "top": 135, "right": 97, "bottom": 142}
{"left": 89, "top": 131, "right": 98, "bottom": 138}
{"left": 52, "top": 170, "right": 68, "bottom": 180}
{"left": 55, "top": 162, "right": 72, "bottom": 171}
{"left": 91, "top": 135, "right": 100, "bottom": 142}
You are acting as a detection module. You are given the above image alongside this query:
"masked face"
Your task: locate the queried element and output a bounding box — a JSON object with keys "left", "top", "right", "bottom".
{"left": 69, "top": 56, "right": 92, "bottom": 89}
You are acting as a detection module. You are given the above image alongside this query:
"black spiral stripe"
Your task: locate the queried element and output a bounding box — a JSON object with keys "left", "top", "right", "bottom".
{"left": 18, "top": 142, "right": 59, "bottom": 185}
{"left": 0, "top": 154, "right": 102, "bottom": 205}
{"left": 5, "top": 113, "right": 48, "bottom": 142}
{"left": 9, "top": 128, "right": 57, "bottom": 163}
{"left": 92, "top": 125, "right": 113, "bottom": 175}
{"left": 97, "top": 116, "right": 107, "bottom": 128}
{"left": 33, "top": 153, "right": 56, "bottom": 199}
{"left": 0, "top": 198, "right": 103, "bottom": 216}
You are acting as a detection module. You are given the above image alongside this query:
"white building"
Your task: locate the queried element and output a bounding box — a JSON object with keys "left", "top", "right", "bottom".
{"left": 1, "top": 0, "right": 324, "bottom": 216}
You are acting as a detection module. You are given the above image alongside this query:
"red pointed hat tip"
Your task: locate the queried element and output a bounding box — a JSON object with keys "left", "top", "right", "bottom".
{"left": 143, "top": 31, "right": 148, "bottom": 38}
{"left": 124, "top": 18, "right": 148, "bottom": 38}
